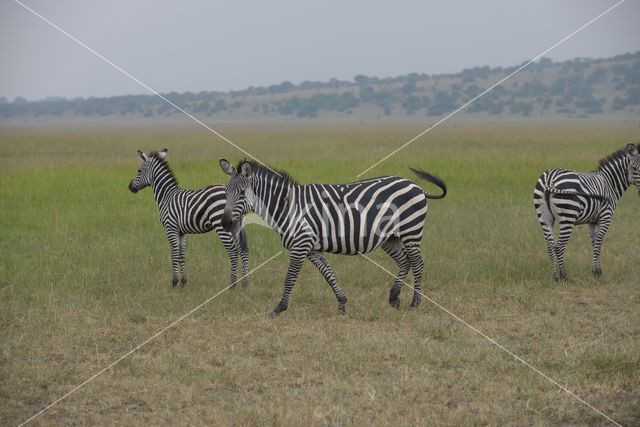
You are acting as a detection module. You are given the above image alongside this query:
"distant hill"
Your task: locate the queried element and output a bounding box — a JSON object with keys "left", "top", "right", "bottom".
{"left": 2, "top": 51, "right": 639, "bottom": 121}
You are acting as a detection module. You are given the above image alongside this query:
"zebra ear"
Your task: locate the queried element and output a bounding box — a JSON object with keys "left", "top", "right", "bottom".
{"left": 625, "top": 143, "right": 638, "bottom": 156}
{"left": 219, "top": 158, "right": 236, "bottom": 176}
{"left": 158, "top": 148, "right": 168, "bottom": 159}
{"left": 240, "top": 161, "right": 252, "bottom": 177}
{"left": 137, "top": 150, "right": 147, "bottom": 161}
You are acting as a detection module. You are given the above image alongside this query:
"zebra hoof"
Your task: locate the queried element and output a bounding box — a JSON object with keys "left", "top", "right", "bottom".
{"left": 268, "top": 311, "right": 279, "bottom": 320}
{"left": 553, "top": 274, "right": 567, "bottom": 283}
{"left": 172, "top": 279, "right": 179, "bottom": 288}
{"left": 592, "top": 268, "right": 602, "bottom": 276}
{"left": 337, "top": 303, "right": 346, "bottom": 315}
{"left": 389, "top": 298, "right": 400, "bottom": 309}
{"left": 410, "top": 298, "right": 421, "bottom": 308}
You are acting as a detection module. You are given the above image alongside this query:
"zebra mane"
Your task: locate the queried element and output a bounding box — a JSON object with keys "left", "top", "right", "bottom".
{"left": 149, "top": 151, "right": 179, "bottom": 185}
{"left": 596, "top": 145, "right": 637, "bottom": 171}
{"left": 238, "top": 159, "right": 299, "bottom": 186}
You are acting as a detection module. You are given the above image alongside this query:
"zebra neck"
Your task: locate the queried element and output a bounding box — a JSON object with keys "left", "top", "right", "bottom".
{"left": 150, "top": 167, "right": 179, "bottom": 205}
{"left": 598, "top": 159, "right": 630, "bottom": 200}
{"left": 253, "top": 175, "right": 293, "bottom": 235}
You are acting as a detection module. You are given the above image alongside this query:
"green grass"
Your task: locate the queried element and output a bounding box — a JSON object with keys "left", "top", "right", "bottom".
{"left": 1, "top": 122, "right": 639, "bottom": 425}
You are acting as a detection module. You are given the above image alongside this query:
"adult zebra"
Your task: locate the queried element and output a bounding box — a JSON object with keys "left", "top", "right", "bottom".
{"left": 533, "top": 143, "right": 640, "bottom": 281}
{"left": 218, "top": 159, "right": 446, "bottom": 317}
{"left": 129, "top": 149, "right": 249, "bottom": 288}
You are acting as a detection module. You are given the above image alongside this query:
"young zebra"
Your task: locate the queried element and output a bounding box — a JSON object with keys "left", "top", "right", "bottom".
{"left": 533, "top": 143, "right": 640, "bottom": 281}
{"left": 218, "top": 159, "right": 446, "bottom": 317}
{"left": 129, "top": 149, "right": 249, "bottom": 288}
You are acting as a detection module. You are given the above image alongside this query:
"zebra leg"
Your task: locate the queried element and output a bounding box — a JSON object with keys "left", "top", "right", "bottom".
{"left": 405, "top": 244, "right": 424, "bottom": 308}
{"left": 534, "top": 194, "right": 558, "bottom": 280}
{"left": 381, "top": 238, "right": 410, "bottom": 309}
{"left": 588, "top": 223, "right": 598, "bottom": 246}
{"left": 179, "top": 234, "right": 187, "bottom": 287}
{"left": 588, "top": 223, "right": 599, "bottom": 275}
{"left": 591, "top": 221, "right": 610, "bottom": 276}
{"left": 238, "top": 228, "right": 250, "bottom": 287}
{"left": 307, "top": 252, "right": 348, "bottom": 314}
{"left": 545, "top": 233, "right": 559, "bottom": 281}
{"left": 218, "top": 231, "right": 239, "bottom": 288}
{"left": 271, "top": 249, "right": 307, "bottom": 318}
{"left": 167, "top": 230, "right": 180, "bottom": 288}
{"left": 554, "top": 220, "right": 576, "bottom": 282}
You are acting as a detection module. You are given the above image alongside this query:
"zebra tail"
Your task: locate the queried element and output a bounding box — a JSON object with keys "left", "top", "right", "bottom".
{"left": 543, "top": 189, "right": 553, "bottom": 216}
{"left": 409, "top": 167, "right": 447, "bottom": 199}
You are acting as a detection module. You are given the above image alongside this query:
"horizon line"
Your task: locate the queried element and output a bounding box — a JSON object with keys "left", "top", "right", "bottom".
{"left": 4, "top": 49, "right": 639, "bottom": 103}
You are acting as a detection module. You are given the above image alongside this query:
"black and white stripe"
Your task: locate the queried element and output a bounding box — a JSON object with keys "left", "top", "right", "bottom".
{"left": 129, "top": 149, "right": 249, "bottom": 288}
{"left": 533, "top": 143, "right": 640, "bottom": 281}
{"left": 219, "top": 159, "right": 446, "bottom": 316}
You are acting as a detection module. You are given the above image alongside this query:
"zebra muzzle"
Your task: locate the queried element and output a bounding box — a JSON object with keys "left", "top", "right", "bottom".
{"left": 128, "top": 182, "right": 138, "bottom": 193}
{"left": 221, "top": 208, "right": 234, "bottom": 231}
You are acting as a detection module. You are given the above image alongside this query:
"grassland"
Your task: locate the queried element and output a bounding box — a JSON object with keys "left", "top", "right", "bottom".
{"left": 1, "top": 121, "right": 639, "bottom": 425}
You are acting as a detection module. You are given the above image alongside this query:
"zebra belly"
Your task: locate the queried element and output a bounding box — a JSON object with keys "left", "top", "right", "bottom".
{"left": 167, "top": 196, "right": 225, "bottom": 235}
{"left": 309, "top": 210, "right": 399, "bottom": 255}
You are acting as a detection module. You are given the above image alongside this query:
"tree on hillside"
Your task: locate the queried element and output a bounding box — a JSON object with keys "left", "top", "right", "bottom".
{"left": 354, "top": 75, "right": 370, "bottom": 85}
{"left": 193, "top": 100, "right": 209, "bottom": 113}
{"left": 575, "top": 96, "right": 604, "bottom": 113}
{"left": 268, "top": 81, "right": 295, "bottom": 94}
{"left": 464, "top": 84, "right": 482, "bottom": 98}
{"left": 427, "top": 90, "right": 456, "bottom": 116}
{"left": 401, "top": 81, "right": 417, "bottom": 95}
{"left": 359, "top": 85, "right": 375, "bottom": 102}
{"left": 210, "top": 99, "right": 228, "bottom": 113}
{"left": 401, "top": 95, "right": 429, "bottom": 114}
{"left": 586, "top": 68, "right": 607, "bottom": 84}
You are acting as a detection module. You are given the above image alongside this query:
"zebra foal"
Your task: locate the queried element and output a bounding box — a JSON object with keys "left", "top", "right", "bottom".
{"left": 533, "top": 143, "right": 640, "bottom": 281}
{"left": 128, "top": 148, "right": 249, "bottom": 288}
{"left": 218, "top": 159, "right": 446, "bottom": 317}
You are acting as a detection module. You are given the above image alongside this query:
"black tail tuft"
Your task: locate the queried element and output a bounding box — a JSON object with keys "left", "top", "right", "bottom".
{"left": 410, "top": 167, "right": 447, "bottom": 199}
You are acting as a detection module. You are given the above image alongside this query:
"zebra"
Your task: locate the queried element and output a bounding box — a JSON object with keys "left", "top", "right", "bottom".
{"left": 533, "top": 143, "right": 640, "bottom": 281}
{"left": 128, "top": 148, "right": 249, "bottom": 288}
{"left": 218, "top": 159, "right": 446, "bottom": 317}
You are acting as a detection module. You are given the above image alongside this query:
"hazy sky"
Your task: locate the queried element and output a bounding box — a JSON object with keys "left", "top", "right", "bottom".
{"left": 1, "top": 0, "right": 639, "bottom": 101}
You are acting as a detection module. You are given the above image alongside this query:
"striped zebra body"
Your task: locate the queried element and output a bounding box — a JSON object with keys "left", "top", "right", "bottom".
{"left": 533, "top": 143, "right": 640, "bottom": 281}
{"left": 284, "top": 177, "right": 428, "bottom": 253}
{"left": 219, "top": 159, "right": 446, "bottom": 316}
{"left": 129, "top": 149, "right": 249, "bottom": 288}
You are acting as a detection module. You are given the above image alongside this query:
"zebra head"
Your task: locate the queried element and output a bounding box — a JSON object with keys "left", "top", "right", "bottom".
{"left": 219, "top": 158, "right": 252, "bottom": 233}
{"left": 626, "top": 143, "right": 640, "bottom": 192}
{"left": 129, "top": 148, "right": 167, "bottom": 193}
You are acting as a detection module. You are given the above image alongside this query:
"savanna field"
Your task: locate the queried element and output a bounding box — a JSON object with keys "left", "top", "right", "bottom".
{"left": 1, "top": 121, "right": 639, "bottom": 425}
